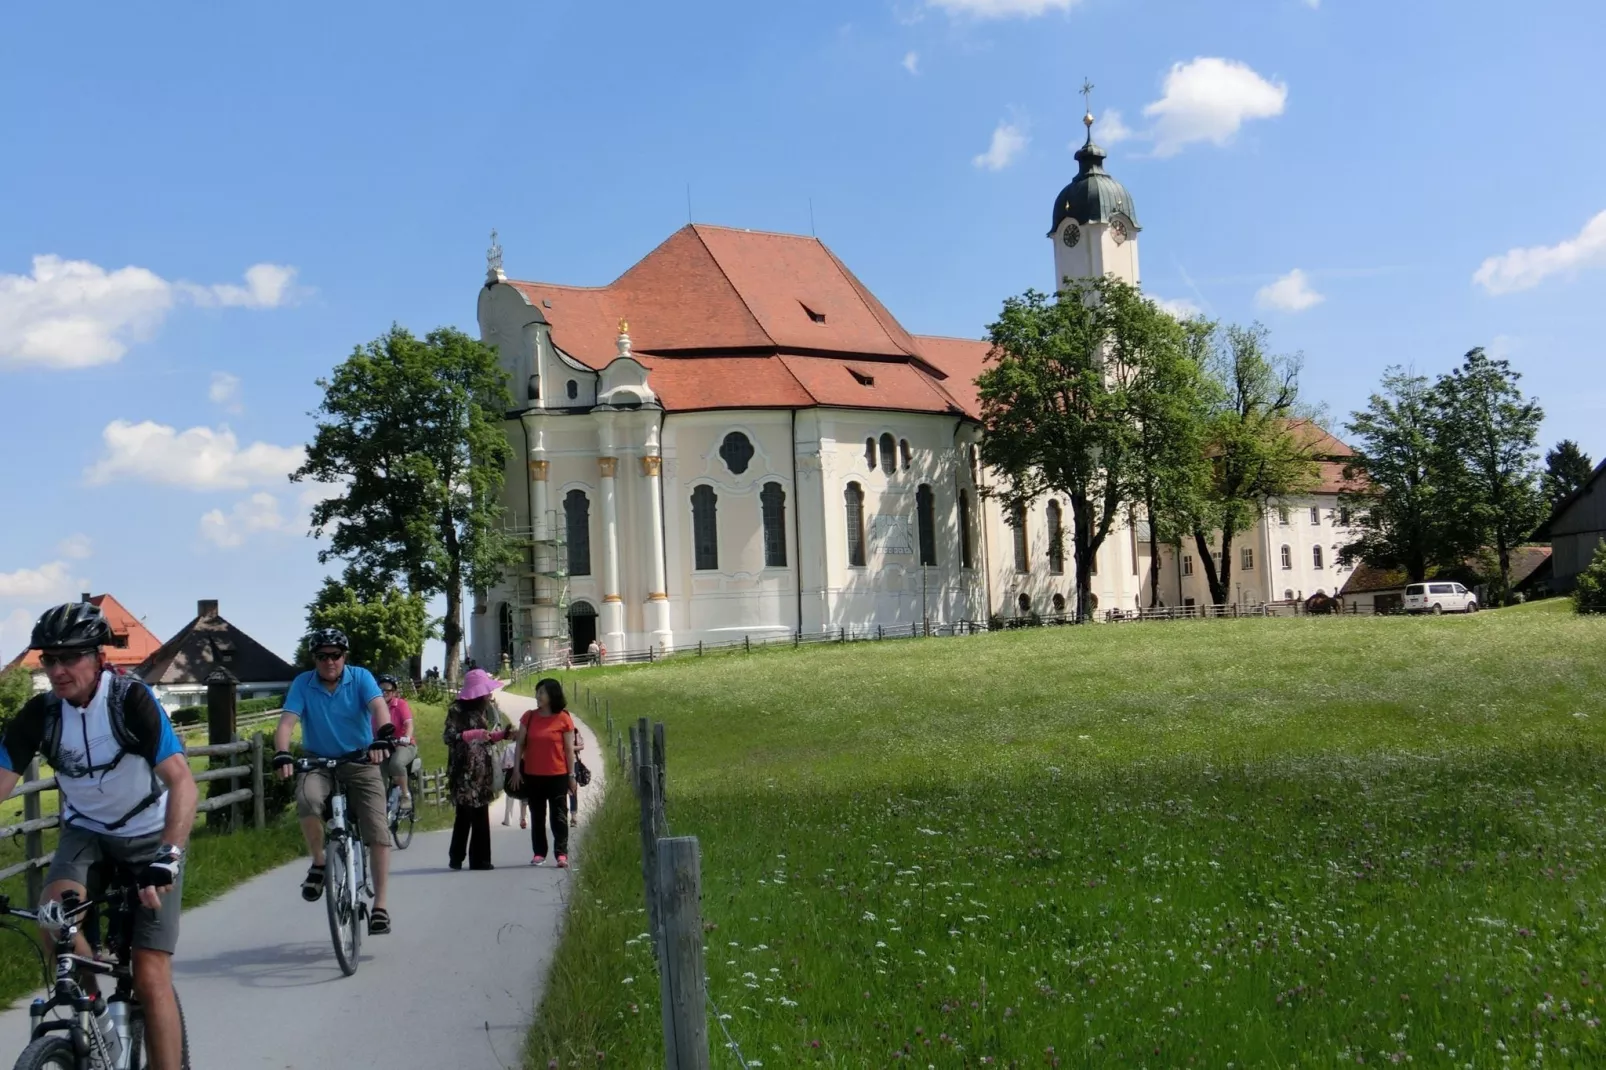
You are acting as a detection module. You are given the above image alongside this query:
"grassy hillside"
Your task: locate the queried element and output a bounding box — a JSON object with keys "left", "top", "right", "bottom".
{"left": 530, "top": 610, "right": 1606, "bottom": 1069}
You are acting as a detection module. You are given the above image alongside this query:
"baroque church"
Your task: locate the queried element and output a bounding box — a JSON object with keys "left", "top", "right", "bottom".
{"left": 470, "top": 109, "right": 1357, "bottom": 664}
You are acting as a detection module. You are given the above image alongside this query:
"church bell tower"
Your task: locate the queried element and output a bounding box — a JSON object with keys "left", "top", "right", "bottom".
{"left": 1050, "top": 83, "right": 1141, "bottom": 292}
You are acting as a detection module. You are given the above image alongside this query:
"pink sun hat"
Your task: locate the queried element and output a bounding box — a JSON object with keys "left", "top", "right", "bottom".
{"left": 457, "top": 668, "right": 506, "bottom": 702}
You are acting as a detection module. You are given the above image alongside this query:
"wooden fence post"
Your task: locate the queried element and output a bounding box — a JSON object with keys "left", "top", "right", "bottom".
{"left": 23, "top": 758, "right": 42, "bottom": 906}
{"left": 638, "top": 762, "right": 662, "bottom": 947}
{"left": 249, "top": 734, "right": 266, "bottom": 830}
{"left": 652, "top": 721, "right": 667, "bottom": 822}
{"left": 205, "top": 668, "right": 238, "bottom": 832}
{"left": 655, "top": 836, "right": 710, "bottom": 1070}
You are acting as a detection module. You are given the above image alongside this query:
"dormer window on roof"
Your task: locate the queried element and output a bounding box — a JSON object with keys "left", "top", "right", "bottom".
{"left": 800, "top": 302, "right": 826, "bottom": 324}
{"left": 847, "top": 366, "right": 874, "bottom": 387}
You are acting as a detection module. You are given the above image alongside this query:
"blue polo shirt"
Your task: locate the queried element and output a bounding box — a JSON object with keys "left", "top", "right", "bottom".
{"left": 284, "top": 665, "right": 383, "bottom": 758}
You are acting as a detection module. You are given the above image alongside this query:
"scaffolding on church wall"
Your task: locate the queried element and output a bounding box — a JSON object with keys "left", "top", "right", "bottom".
{"left": 502, "top": 509, "right": 570, "bottom": 658}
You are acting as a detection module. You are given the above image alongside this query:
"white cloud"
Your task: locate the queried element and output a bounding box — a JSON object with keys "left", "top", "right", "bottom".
{"left": 0, "top": 560, "right": 86, "bottom": 604}
{"left": 1154, "top": 296, "right": 1204, "bottom": 320}
{"left": 0, "top": 257, "right": 301, "bottom": 370}
{"left": 1255, "top": 268, "right": 1325, "bottom": 312}
{"left": 85, "top": 420, "right": 305, "bottom": 491}
{"left": 1094, "top": 109, "right": 1134, "bottom": 146}
{"left": 199, "top": 493, "right": 288, "bottom": 549}
{"left": 178, "top": 264, "right": 298, "bottom": 309}
{"left": 209, "top": 371, "right": 243, "bottom": 412}
{"left": 55, "top": 534, "right": 93, "bottom": 560}
{"left": 902, "top": 51, "right": 920, "bottom": 75}
{"left": 1473, "top": 209, "right": 1606, "bottom": 295}
{"left": 928, "top": 0, "right": 1078, "bottom": 16}
{"left": 973, "top": 121, "right": 1028, "bottom": 171}
{"left": 1302, "top": 0, "right": 1320, "bottom": 8}
{"left": 1143, "top": 57, "right": 1288, "bottom": 157}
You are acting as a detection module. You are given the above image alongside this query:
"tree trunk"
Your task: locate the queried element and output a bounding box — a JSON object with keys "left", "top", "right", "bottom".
{"left": 1495, "top": 529, "right": 1512, "bottom": 605}
{"left": 1148, "top": 526, "right": 1163, "bottom": 607}
{"left": 407, "top": 569, "right": 426, "bottom": 682}
{"left": 442, "top": 505, "right": 464, "bottom": 686}
{"left": 1217, "top": 525, "right": 1236, "bottom": 607}
{"left": 1193, "top": 528, "right": 1228, "bottom": 607}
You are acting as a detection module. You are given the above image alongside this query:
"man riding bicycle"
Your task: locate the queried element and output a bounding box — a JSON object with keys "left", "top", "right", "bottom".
{"left": 0, "top": 602, "right": 197, "bottom": 1070}
{"left": 272, "top": 628, "right": 396, "bottom": 935}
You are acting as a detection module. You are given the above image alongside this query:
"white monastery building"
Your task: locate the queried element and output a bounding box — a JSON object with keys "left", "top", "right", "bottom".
{"left": 472, "top": 113, "right": 1357, "bottom": 664}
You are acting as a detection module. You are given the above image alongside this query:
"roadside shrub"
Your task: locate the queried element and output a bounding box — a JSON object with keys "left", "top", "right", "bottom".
{"left": 1574, "top": 540, "right": 1606, "bottom": 614}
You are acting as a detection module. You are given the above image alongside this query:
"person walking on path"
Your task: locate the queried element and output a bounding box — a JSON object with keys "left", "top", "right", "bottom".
{"left": 499, "top": 738, "right": 527, "bottom": 829}
{"left": 507, "top": 677, "right": 575, "bottom": 867}
{"left": 443, "top": 669, "right": 509, "bottom": 870}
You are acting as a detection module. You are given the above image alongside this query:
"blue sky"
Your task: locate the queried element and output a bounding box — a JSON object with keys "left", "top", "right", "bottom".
{"left": 3, "top": 0, "right": 1603, "bottom": 670}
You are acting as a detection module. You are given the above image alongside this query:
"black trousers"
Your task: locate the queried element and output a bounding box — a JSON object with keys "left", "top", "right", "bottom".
{"left": 449, "top": 804, "right": 492, "bottom": 869}
{"left": 526, "top": 774, "right": 570, "bottom": 858}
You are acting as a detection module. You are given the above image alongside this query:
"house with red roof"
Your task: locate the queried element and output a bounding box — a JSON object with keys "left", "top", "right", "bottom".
{"left": 4, "top": 593, "right": 164, "bottom": 692}
{"left": 470, "top": 114, "right": 1361, "bottom": 660}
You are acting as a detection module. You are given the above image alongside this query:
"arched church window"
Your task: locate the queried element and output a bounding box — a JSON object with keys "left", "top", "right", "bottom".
{"left": 865, "top": 438, "right": 877, "bottom": 471}
{"left": 879, "top": 433, "right": 896, "bottom": 475}
{"left": 845, "top": 483, "right": 867, "bottom": 567}
{"left": 761, "top": 482, "right": 787, "bottom": 567}
{"left": 566, "top": 379, "right": 578, "bottom": 400}
{"left": 1280, "top": 545, "right": 1292, "bottom": 570}
{"left": 1052, "top": 593, "right": 1066, "bottom": 617}
{"left": 900, "top": 439, "right": 912, "bottom": 471}
{"left": 691, "top": 486, "right": 719, "bottom": 571}
{"left": 720, "top": 431, "right": 755, "bottom": 475}
{"left": 1046, "top": 501, "right": 1065, "bottom": 575}
{"left": 1016, "top": 593, "right": 1031, "bottom": 616}
{"left": 1011, "top": 502, "right": 1028, "bottom": 573}
{"left": 527, "top": 374, "right": 540, "bottom": 402}
{"left": 916, "top": 484, "right": 937, "bottom": 567}
{"left": 958, "top": 490, "right": 974, "bottom": 569}
{"left": 565, "top": 490, "right": 591, "bottom": 576}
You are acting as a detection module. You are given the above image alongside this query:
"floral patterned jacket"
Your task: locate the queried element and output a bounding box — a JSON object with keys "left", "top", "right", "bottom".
{"left": 443, "top": 702, "right": 498, "bottom": 808}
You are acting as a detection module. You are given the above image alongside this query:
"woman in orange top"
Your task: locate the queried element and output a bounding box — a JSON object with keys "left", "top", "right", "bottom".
{"left": 508, "top": 677, "right": 576, "bottom": 867}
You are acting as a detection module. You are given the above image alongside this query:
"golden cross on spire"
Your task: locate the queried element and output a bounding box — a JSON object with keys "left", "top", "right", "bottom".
{"left": 1080, "top": 78, "right": 1095, "bottom": 111}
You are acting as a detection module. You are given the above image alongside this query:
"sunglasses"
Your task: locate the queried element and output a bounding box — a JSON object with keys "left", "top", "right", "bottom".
{"left": 313, "top": 650, "right": 346, "bottom": 663}
{"left": 40, "top": 651, "right": 91, "bottom": 669}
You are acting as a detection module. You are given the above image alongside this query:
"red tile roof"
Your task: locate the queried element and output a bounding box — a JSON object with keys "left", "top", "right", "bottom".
{"left": 503, "top": 225, "right": 979, "bottom": 415}
{"left": 5, "top": 593, "right": 163, "bottom": 673}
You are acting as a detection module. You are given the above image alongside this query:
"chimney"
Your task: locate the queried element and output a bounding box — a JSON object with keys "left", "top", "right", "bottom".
{"left": 198, "top": 599, "right": 219, "bottom": 620}
{"left": 80, "top": 592, "right": 92, "bottom": 603}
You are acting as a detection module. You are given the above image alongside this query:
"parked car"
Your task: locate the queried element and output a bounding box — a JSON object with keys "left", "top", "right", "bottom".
{"left": 1403, "top": 581, "right": 1478, "bottom": 615}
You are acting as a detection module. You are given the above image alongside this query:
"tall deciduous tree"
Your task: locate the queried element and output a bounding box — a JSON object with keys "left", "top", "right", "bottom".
{"left": 0, "top": 666, "right": 32, "bottom": 723}
{"left": 1129, "top": 315, "right": 1211, "bottom": 607}
{"left": 1431, "top": 348, "right": 1544, "bottom": 602}
{"left": 1340, "top": 368, "right": 1457, "bottom": 583}
{"left": 298, "top": 576, "right": 434, "bottom": 676}
{"left": 979, "top": 277, "right": 1164, "bottom": 621}
{"left": 1185, "top": 324, "right": 1319, "bottom": 606}
{"left": 293, "top": 325, "right": 515, "bottom": 684}
{"left": 1542, "top": 439, "right": 1594, "bottom": 512}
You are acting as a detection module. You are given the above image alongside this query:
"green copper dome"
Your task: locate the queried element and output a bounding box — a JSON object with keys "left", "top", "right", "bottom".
{"left": 1049, "top": 136, "right": 1140, "bottom": 237}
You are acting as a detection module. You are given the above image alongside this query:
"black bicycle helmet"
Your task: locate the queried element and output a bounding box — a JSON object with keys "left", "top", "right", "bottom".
{"left": 377, "top": 674, "right": 398, "bottom": 688}
{"left": 30, "top": 602, "right": 113, "bottom": 651}
{"left": 307, "top": 626, "right": 349, "bottom": 651}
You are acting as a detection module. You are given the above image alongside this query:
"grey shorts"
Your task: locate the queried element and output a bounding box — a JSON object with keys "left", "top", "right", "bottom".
{"left": 45, "top": 825, "right": 182, "bottom": 955}
{"left": 384, "top": 743, "right": 418, "bottom": 783}
{"left": 295, "top": 762, "right": 390, "bottom": 846}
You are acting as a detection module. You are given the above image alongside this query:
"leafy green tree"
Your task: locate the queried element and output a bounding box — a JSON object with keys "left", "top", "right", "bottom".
{"left": 1340, "top": 368, "right": 1459, "bottom": 583}
{"left": 1573, "top": 540, "right": 1606, "bottom": 615}
{"left": 1185, "top": 324, "right": 1320, "bottom": 606}
{"left": 298, "top": 576, "right": 434, "bottom": 676}
{"left": 293, "top": 325, "right": 515, "bottom": 684}
{"left": 978, "top": 277, "right": 1164, "bottom": 621}
{"left": 1431, "top": 348, "right": 1544, "bottom": 603}
{"left": 1129, "top": 314, "right": 1212, "bottom": 607}
{"left": 1542, "top": 439, "right": 1594, "bottom": 512}
{"left": 0, "top": 666, "right": 34, "bottom": 722}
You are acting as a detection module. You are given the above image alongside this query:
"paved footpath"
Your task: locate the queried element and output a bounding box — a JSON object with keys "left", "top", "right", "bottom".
{"left": 0, "top": 694, "right": 602, "bottom": 1070}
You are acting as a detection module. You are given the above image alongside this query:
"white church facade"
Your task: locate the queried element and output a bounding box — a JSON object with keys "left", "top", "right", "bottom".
{"left": 470, "top": 114, "right": 1358, "bottom": 664}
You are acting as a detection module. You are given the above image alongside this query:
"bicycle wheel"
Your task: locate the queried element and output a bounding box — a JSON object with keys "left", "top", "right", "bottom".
{"left": 391, "top": 793, "right": 415, "bottom": 850}
{"left": 324, "top": 839, "right": 360, "bottom": 976}
{"left": 10, "top": 1036, "right": 74, "bottom": 1070}
{"left": 127, "top": 986, "right": 192, "bottom": 1070}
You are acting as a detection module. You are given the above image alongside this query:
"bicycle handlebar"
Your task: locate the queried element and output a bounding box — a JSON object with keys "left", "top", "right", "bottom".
{"left": 292, "top": 753, "right": 374, "bottom": 772}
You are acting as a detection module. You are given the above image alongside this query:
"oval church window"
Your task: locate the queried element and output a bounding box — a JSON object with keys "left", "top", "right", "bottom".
{"left": 720, "top": 431, "right": 755, "bottom": 475}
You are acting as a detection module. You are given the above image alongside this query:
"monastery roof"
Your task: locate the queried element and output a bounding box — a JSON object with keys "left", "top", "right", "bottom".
{"left": 5, "top": 593, "right": 162, "bottom": 673}
{"left": 502, "top": 225, "right": 982, "bottom": 417}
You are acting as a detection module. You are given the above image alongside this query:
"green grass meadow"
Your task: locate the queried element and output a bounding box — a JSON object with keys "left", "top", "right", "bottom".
{"left": 529, "top": 602, "right": 1606, "bottom": 1068}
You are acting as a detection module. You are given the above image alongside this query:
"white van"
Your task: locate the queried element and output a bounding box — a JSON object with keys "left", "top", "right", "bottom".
{"left": 1403, "top": 581, "right": 1478, "bottom": 615}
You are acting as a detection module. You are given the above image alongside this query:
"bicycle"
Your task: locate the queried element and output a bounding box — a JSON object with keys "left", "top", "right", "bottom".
{"left": 294, "top": 756, "right": 374, "bottom": 977}
{"left": 386, "top": 757, "right": 423, "bottom": 850}
{"left": 0, "top": 866, "right": 190, "bottom": 1069}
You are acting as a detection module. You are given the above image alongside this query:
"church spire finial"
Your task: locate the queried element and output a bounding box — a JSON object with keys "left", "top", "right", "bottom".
{"left": 1080, "top": 78, "right": 1096, "bottom": 142}
{"left": 486, "top": 228, "right": 505, "bottom": 283}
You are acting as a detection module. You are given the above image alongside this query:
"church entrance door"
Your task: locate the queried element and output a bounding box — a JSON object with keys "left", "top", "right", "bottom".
{"left": 569, "top": 601, "right": 598, "bottom": 658}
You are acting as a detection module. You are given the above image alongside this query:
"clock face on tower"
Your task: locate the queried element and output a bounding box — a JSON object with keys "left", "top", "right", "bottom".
{"left": 1110, "top": 220, "right": 1128, "bottom": 245}
{"left": 1061, "top": 224, "right": 1080, "bottom": 248}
